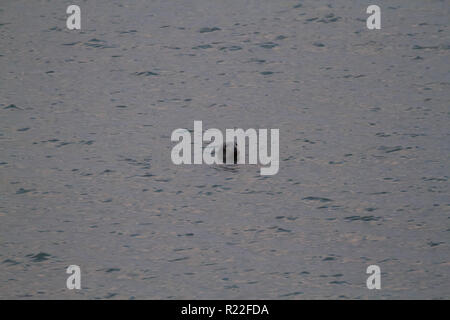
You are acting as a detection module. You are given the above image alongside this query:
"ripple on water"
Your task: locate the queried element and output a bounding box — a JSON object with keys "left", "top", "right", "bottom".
{"left": 344, "top": 216, "right": 381, "bottom": 222}
{"left": 198, "top": 27, "right": 221, "bottom": 33}
{"left": 258, "top": 42, "right": 278, "bottom": 49}
{"left": 302, "top": 196, "right": 333, "bottom": 203}
{"left": 192, "top": 44, "right": 213, "bottom": 50}
{"left": 26, "top": 252, "right": 51, "bottom": 262}
{"left": 84, "top": 38, "right": 116, "bottom": 49}
{"left": 134, "top": 71, "right": 159, "bottom": 76}
{"left": 279, "top": 291, "right": 303, "bottom": 298}
{"left": 16, "top": 188, "right": 35, "bottom": 194}
{"left": 4, "top": 104, "right": 22, "bottom": 110}
{"left": 2, "top": 259, "right": 20, "bottom": 266}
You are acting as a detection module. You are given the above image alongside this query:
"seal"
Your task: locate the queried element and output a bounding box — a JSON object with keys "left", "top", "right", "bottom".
{"left": 217, "top": 142, "right": 238, "bottom": 164}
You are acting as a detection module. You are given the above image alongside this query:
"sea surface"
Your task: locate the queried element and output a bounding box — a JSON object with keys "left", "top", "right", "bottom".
{"left": 0, "top": 0, "right": 449, "bottom": 299}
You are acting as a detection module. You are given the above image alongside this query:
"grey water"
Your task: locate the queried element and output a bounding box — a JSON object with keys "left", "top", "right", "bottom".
{"left": 0, "top": 0, "right": 449, "bottom": 299}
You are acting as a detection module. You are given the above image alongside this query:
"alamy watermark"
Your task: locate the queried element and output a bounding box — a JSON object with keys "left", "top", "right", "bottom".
{"left": 66, "top": 5, "right": 81, "bottom": 30}
{"left": 66, "top": 265, "right": 81, "bottom": 289}
{"left": 367, "top": 5, "right": 381, "bottom": 30}
{"left": 366, "top": 265, "right": 381, "bottom": 289}
{"left": 171, "top": 121, "right": 279, "bottom": 175}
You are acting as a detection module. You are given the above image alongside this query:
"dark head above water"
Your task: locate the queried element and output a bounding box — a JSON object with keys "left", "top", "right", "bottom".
{"left": 222, "top": 142, "right": 238, "bottom": 164}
